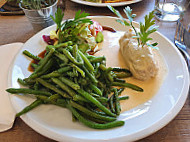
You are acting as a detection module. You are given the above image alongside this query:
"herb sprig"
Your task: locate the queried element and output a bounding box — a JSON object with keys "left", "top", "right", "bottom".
{"left": 108, "top": 5, "right": 158, "bottom": 48}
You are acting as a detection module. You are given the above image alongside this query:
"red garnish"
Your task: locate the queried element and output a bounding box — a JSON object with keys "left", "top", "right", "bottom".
{"left": 89, "top": 20, "right": 103, "bottom": 37}
{"left": 42, "top": 35, "right": 55, "bottom": 45}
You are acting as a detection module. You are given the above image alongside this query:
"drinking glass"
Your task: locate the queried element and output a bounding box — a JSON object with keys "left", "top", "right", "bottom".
{"left": 154, "top": 0, "right": 190, "bottom": 22}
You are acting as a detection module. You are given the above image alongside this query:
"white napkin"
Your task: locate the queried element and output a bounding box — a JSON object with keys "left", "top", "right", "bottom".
{"left": 0, "top": 43, "right": 23, "bottom": 132}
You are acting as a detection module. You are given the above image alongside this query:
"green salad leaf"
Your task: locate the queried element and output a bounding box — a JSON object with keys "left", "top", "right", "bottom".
{"left": 50, "top": 8, "right": 95, "bottom": 51}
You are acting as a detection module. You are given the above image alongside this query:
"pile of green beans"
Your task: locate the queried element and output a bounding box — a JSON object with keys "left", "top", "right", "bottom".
{"left": 6, "top": 41, "right": 143, "bottom": 129}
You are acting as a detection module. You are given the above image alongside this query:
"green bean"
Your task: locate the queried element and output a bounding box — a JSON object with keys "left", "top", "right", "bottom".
{"left": 89, "top": 56, "right": 106, "bottom": 63}
{"left": 109, "top": 95, "right": 115, "bottom": 113}
{"left": 118, "top": 88, "right": 125, "bottom": 95}
{"left": 54, "top": 51, "right": 68, "bottom": 64}
{"left": 72, "top": 68, "right": 78, "bottom": 77}
{"left": 73, "top": 95, "right": 89, "bottom": 102}
{"left": 62, "top": 48, "right": 82, "bottom": 65}
{"left": 57, "top": 66, "right": 72, "bottom": 73}
{"left": 31, "top": 63, "right": 38, "bottom": 69}
{"left": 78, "top": 50, "right": 94, "bottom": 71}
{"left": 55, "top": 99, "right": 67, "bottom": 108}
{"left": 55, "top": 41, "right": 73, "bottom": 48}
{"left": 114, "top": 78, "right": 126, "bottom": 83}
{"left": 27, "top": 58, "right": 54, "bottom": 80}
{"left": 59, "top": 76, "right": 80, "bottom": 90}
{"left": 36, "top": 95, "right": 48, "bottom": 103}
{"left": 34, "top": 48, "right": 55, "bottom": 73}
{"left": 34, "top": 82, "right": 40, "bottom": 90}
{"left": 37, "top": 78, "right": 71, "bottom": 99}
{"left": 37, "top": 94, "right": 61, "bottom": 104}
{"left": 41, "top": 72, "right": 61, "bottom": 79}
{"left": 66, "top": 71, "right": 76, "bottom": 77}
{"left": 99, "top": 64, "right": 107, "bottom": 71}
{"left": 112, "top": 82, "right": 143, "bottom": 92}
{"left": 112, "top": 88, "right": 120, "bottom": 115}
{"left": 94, "top": 62, "right": 100, "bottom": 75}
{"left": 82, "top": 65, "right": 98, "bottom": 84}
{"left": 16, "top": 99, "right": 42, "bottom": 117}
{"left": 78, "top": 77, "right": 88, "bottom": 85}
{"left": 107, "top": 72, "right": 114, "bottom": 82}
{"left": 89, "top": 84, "right": 102, "bottom": 96}
{"left": 70, "top": 63, "right": 85, "bottom": 77}
{"left": 6, "top": 88, "right": 52, "bottom": 96}
{"left": 90, "top": 109, "right": 107, "bottom": 116}
{"left": 17, "top": 78, "right": 28, "bottom": 86}
{"left": 67, "top": 104, "right": 124, "bottom": 129}
{"left": 90, "top": 92, "right": 100, "bottom": 97}
{"left": 73, "top": 95, "right": 108, "bottom": 104}
{"left": 112, "top": 67, "right": 131, "bottom": 73}
{"left": 72, "top": 44, "right": 78, "bottom": 58}
{"left": 23, "top": 50, "right": 41, "bottom": 61}
{"left": 118, "top": 96, "right": 129, "bottom": 101}
{"left": 97, "top": 97, "right": 108, "bottom": 103}
{"left": 115, "top": 73, "right": 132, "bottom": 78}
{"left": 41, "top": 66, "right": 72, "bottom": 79}
{"left": 70, "top": 101, "right": 116, "bottom": 122}
{"left": 77, "top": 89, "right": 116, "bottom": 117}
{"left": 51, "top": 78, "right": 76, "bottom": 97}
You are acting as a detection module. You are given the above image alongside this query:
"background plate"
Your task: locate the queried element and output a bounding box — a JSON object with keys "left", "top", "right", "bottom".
{"left": 8, "top": 16, "right": 189, "bottom": 142}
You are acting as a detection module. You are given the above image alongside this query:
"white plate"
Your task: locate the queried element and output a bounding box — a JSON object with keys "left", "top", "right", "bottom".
{"left": 70, "top": 0, "right": 142, "bottom": 7}
{"left": 8, "top": 16, "right": 189, "bottom": 142}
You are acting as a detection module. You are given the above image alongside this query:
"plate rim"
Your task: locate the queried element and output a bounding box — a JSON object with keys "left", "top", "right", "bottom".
{"left": 70, "top": 0, "right": 142, "bottom": 7}
{"left": 8, "top": 16, "right": 190, "bottom": 142}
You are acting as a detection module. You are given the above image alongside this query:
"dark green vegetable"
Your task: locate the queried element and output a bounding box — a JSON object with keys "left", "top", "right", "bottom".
{"left": 112, "top": 88, "right": 120, "bottom": 115}
{"left": 23, "top": 50, "right": 41, "bottom": 61}
{"left": 112, "top": 82, "right": 143, "bottom": 92}
{"left": 6, "top": 88, "right": 52, "bottom": 96}
{"left": 41, "top": 66, "right": 72, "bottom": 79}
{"left": 118, "top": 96, "right": 129, "bottom": 101}
{"left": 70, "top": 101, "right": 116, "bottom": 122}
{"left": 62, "top": 48, "right": 83, "bottom": 65}
{"left": 54, "top": 41, "right": 73, "bottom": 48}
{"left": 89, "top": 84, "right": 102, "bottom": 96}
{"left": 37, "top": 78, "right": 71, "bottom": 99}
{"left": 51, "top": 78, "right": 76, "bottom": 97}
{"left": 109, "top": 94, "right": 115, "bottom": 113}
{"left": 16, "top": 100, "right": 42, "bottom": 117}
{"left": 34, "top": 48, "right": 55, "bottom": 73}
{"left": 17, "top": 78, "right": 28, "bottom": 86}
{"left": 59, "top": 76, "right": 80, "bottom": 90}
{"left": 67, "top": 104, "right": 124, "bottom": 129}
{"left": 77, "top": 89, "right": 116, "bottom": 117}
{"left": 78, "top": 50, "right": 94, "bottom": 71}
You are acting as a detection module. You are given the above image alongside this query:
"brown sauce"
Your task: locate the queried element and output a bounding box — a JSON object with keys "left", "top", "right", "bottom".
{"left": 102, "top": 26, "right": 117, "bottom": 33}
{"left": 28, "top": 50, "right": 46, "bottom": 72}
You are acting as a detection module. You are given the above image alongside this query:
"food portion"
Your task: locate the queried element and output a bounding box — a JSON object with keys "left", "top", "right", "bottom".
{"left": 6, "top": 6, "right": 166, "bottom": 130}
{"left": 6, "top": 8, "right": 145, "bottom": 130}
{"left": 109, "top": 6, "right": 159, "bottom": 81}
{"left": 119, "top": 29, "right": 158, "bottom": 81}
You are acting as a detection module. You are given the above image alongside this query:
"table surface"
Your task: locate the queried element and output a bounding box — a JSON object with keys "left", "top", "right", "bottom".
{"left": 0, "top": 0, "right": 190, "bottom": 141}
